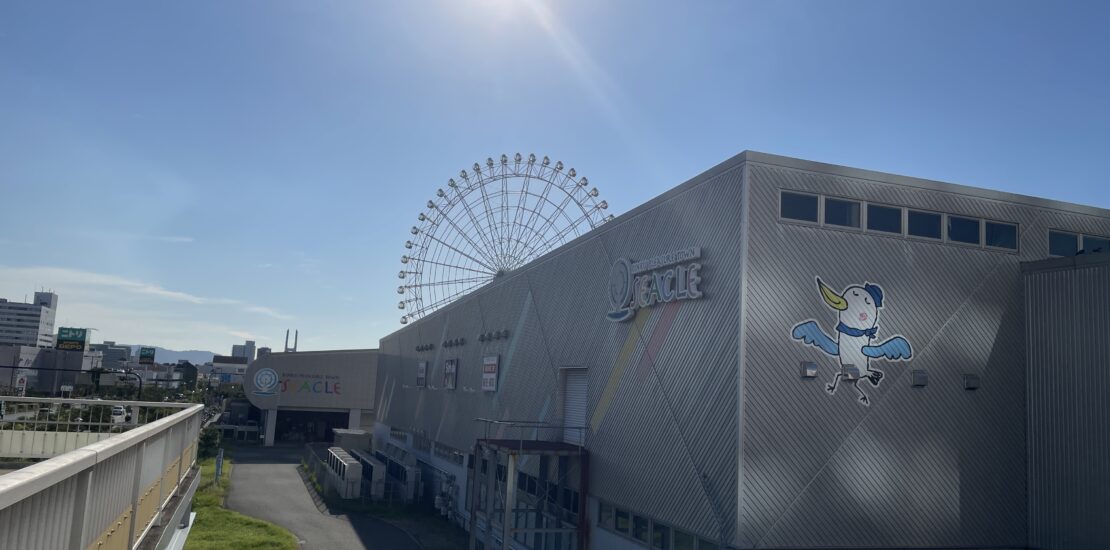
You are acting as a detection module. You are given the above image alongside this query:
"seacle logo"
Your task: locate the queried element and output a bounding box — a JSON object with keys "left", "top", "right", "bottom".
{"left": 253, "top": 368, "right": 280, "bottom": 396}
{"left": 607, "top": 258, "right": 634, "bottom": 321}
{"left": 607, "top": 247, "right": 704, "bottom": 322}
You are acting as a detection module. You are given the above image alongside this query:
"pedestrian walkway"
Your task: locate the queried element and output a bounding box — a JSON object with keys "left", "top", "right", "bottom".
{"left": 225, "top": 445, "right": 420, "bottom": 550}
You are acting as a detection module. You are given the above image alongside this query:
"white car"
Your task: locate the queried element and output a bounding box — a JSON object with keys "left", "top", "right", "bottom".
{"left": 111, "top": 405, "right": 127, "bottom": 424}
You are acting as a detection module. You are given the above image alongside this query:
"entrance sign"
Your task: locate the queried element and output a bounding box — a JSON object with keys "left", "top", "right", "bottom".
{"left": 481, "top": 355, "right": 499, "bottom": 392}
{"left": 607, "top": 247, "right": 704, "bottom": 322}
{"left": 416, "top": 361, "right": 428, "bottom": 388}
{"left": 444, "top": 359, "right": 458, "bottom": 390}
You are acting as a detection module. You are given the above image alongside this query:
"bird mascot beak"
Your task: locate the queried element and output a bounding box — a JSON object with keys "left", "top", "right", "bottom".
{"left": 817, "top": 277, "right": 848, "bottom": 311}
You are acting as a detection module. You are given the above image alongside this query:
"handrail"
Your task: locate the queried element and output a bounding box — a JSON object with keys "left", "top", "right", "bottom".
{"left": 0, "top": 396, "right": 195, "bottom": 408}
{"left": 0, "top": 403, "right": 202, "bottom": 510}
{"left": 473, "top": 417, "right": 589, "bottom": 445}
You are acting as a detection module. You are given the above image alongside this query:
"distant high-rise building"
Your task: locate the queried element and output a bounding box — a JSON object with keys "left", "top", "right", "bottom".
{"left": 0, "top": 291, "right": 58, "bottom": 348}
{"left": 89, "top": 342, "right": 132, "bottom": 370}
{"left": 257, "top": 347, "right": 272, "bottom": 357}
{"left": 231, "top": 340, "right": 256, "bottom": 362}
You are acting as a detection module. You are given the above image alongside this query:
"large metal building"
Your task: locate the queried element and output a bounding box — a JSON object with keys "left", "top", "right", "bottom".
{"left": 372, "top": 151, "right": 1110, "bottom": 550}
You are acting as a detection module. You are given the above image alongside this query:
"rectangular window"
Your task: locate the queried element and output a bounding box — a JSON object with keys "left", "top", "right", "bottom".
{"left": 1049, "top": 231, "right": 1078, "bottom": 257}
{"left": 651, "top": 523, "right": 671, "bottom": 549}
{"left": 673, "top": 531, "right": 696, "bottom": 550}
{"left": 824, "top": 198, "right": 861, "bottom": 228}
{"left": 867, "top": 204, "right": 902, "bottom": 234}
{"left": 632, "top": 516, "right": 650, "bottom": 543}
{"left": 599, "top": 502, "right": 614, "bottom": 530}
{"left": 614, "top": 509, "right": 630, "bottom": 535}
{"left": 780, "top": 191, "right": 818, "bottom": 222}
{"left": 948, "top": 216, "right": 981, "bottom": 245}
{"left": 1083, "top": 235, "right": 1110, "bottom": 253}
{"left": 907, "top": 210, "right": 942, "bottom": 239}
{"left": 985, "top": 221, "right": 1018, "bottom": 250}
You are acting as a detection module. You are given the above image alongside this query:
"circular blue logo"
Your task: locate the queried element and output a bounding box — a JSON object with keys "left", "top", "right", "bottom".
{"left": 607, "top": 258, "right": 635, "bottom": 322}
{"left": 253, "top": 368, "right": 279, "bottom": 396}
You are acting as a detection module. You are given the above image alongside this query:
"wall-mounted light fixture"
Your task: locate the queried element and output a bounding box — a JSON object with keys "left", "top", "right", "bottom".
{"left": 479, "top": 329, "right": 512, "bottom": 342}
{"left": 443, "top": 338, "right": 466, "bottom": 348}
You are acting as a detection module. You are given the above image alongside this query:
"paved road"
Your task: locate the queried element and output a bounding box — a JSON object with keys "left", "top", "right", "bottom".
{"left": 226, "top": 445, "right": 420, "bottom": 550}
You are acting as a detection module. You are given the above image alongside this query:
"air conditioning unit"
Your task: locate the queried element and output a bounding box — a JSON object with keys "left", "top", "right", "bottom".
{"left": 350, "top": 448, "right": 387, "bottom": 501}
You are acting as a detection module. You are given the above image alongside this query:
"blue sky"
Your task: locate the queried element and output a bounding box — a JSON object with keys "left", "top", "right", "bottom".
{"left": 1, "top": 1, "right": 1107, "bottom": 353}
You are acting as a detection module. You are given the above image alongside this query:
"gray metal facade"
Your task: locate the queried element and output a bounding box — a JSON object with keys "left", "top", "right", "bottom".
{"left": 1024, "top": 254, "right": 1110, "bottom": 550}
{"left": 376, "top": 151, "right": 1110, "bottom": 549}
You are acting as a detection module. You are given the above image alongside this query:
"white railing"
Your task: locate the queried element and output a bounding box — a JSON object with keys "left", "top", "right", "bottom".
{"left": 0, "top": 401, "right": 203, "bottom": 550}
{"left": 0, "top": 397, "right": 187, "bottom": 460}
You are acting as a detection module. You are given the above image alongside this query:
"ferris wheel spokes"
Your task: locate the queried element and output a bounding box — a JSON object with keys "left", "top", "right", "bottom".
{"left": 397, "top": 153, "right": 612, "bottom": 324}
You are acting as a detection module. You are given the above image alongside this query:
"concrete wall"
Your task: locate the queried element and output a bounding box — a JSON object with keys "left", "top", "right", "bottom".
{"left": 1024, "top": 253, "right": 1110, "bottom": 549}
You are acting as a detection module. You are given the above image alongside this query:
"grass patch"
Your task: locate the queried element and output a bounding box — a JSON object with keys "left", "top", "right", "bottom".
{"left": 184, "top": 453, "right": 299, "bottom": 550}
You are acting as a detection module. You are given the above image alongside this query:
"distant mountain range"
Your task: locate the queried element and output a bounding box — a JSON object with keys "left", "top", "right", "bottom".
{"left": 123, "top": 346, "right": 216, "bottom": 365}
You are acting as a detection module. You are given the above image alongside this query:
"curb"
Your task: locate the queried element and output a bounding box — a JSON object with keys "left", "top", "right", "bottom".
{"left": 295, "top": 465, "right": 330, "bottom": 515}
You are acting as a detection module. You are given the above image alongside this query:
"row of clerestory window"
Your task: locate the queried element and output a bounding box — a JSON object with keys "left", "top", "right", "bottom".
{"left": 1048, "top": 230, "right": 1109, "bottom": 257}
{"left": 779, "top": 190, "right": 1019, "bottom": 251}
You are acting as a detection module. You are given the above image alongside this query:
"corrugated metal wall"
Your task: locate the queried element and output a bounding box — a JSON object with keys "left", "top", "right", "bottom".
{"left": 378, "top": 156, "right": 747, "bottom": 545}
{"left": 378, "top": 151, "right": 1110, "bottom": 549}
{"left": 740, "top": 157, "right": 1110, "bottom": 549}
{"left": 1025, "top": 255, "right": 1110, "bottom": 550}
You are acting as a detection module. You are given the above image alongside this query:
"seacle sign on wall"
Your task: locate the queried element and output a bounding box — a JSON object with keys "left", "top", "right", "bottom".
{"left": 607, "top": 246, "right": 704, "bottom": 322}
{"left": 253, "top": 369, "right": 341, "bottom": 396}
{"left": 244, "top": 351, "right": 375, "bottom": 411}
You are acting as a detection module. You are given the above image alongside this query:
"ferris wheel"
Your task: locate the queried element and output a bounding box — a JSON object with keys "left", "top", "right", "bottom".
{"left": 398, "top": 153, "right": 613, "bottom": 324}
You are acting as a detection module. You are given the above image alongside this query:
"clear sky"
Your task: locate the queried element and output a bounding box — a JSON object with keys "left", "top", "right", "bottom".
{"left": 1, "top": 1, "right": 1107, "bottom": 353}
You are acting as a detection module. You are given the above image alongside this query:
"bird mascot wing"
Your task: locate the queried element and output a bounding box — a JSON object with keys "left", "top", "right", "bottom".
{"left": 862, "top": 336, "right": 912, "bottom": 360}
{"left": 791, "top": 321, "right": 839, "bottom": 356}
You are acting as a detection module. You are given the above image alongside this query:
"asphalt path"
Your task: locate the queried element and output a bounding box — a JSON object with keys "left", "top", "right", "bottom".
{"left": 225, "top": 445, "right": 420, "bottom": 550}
